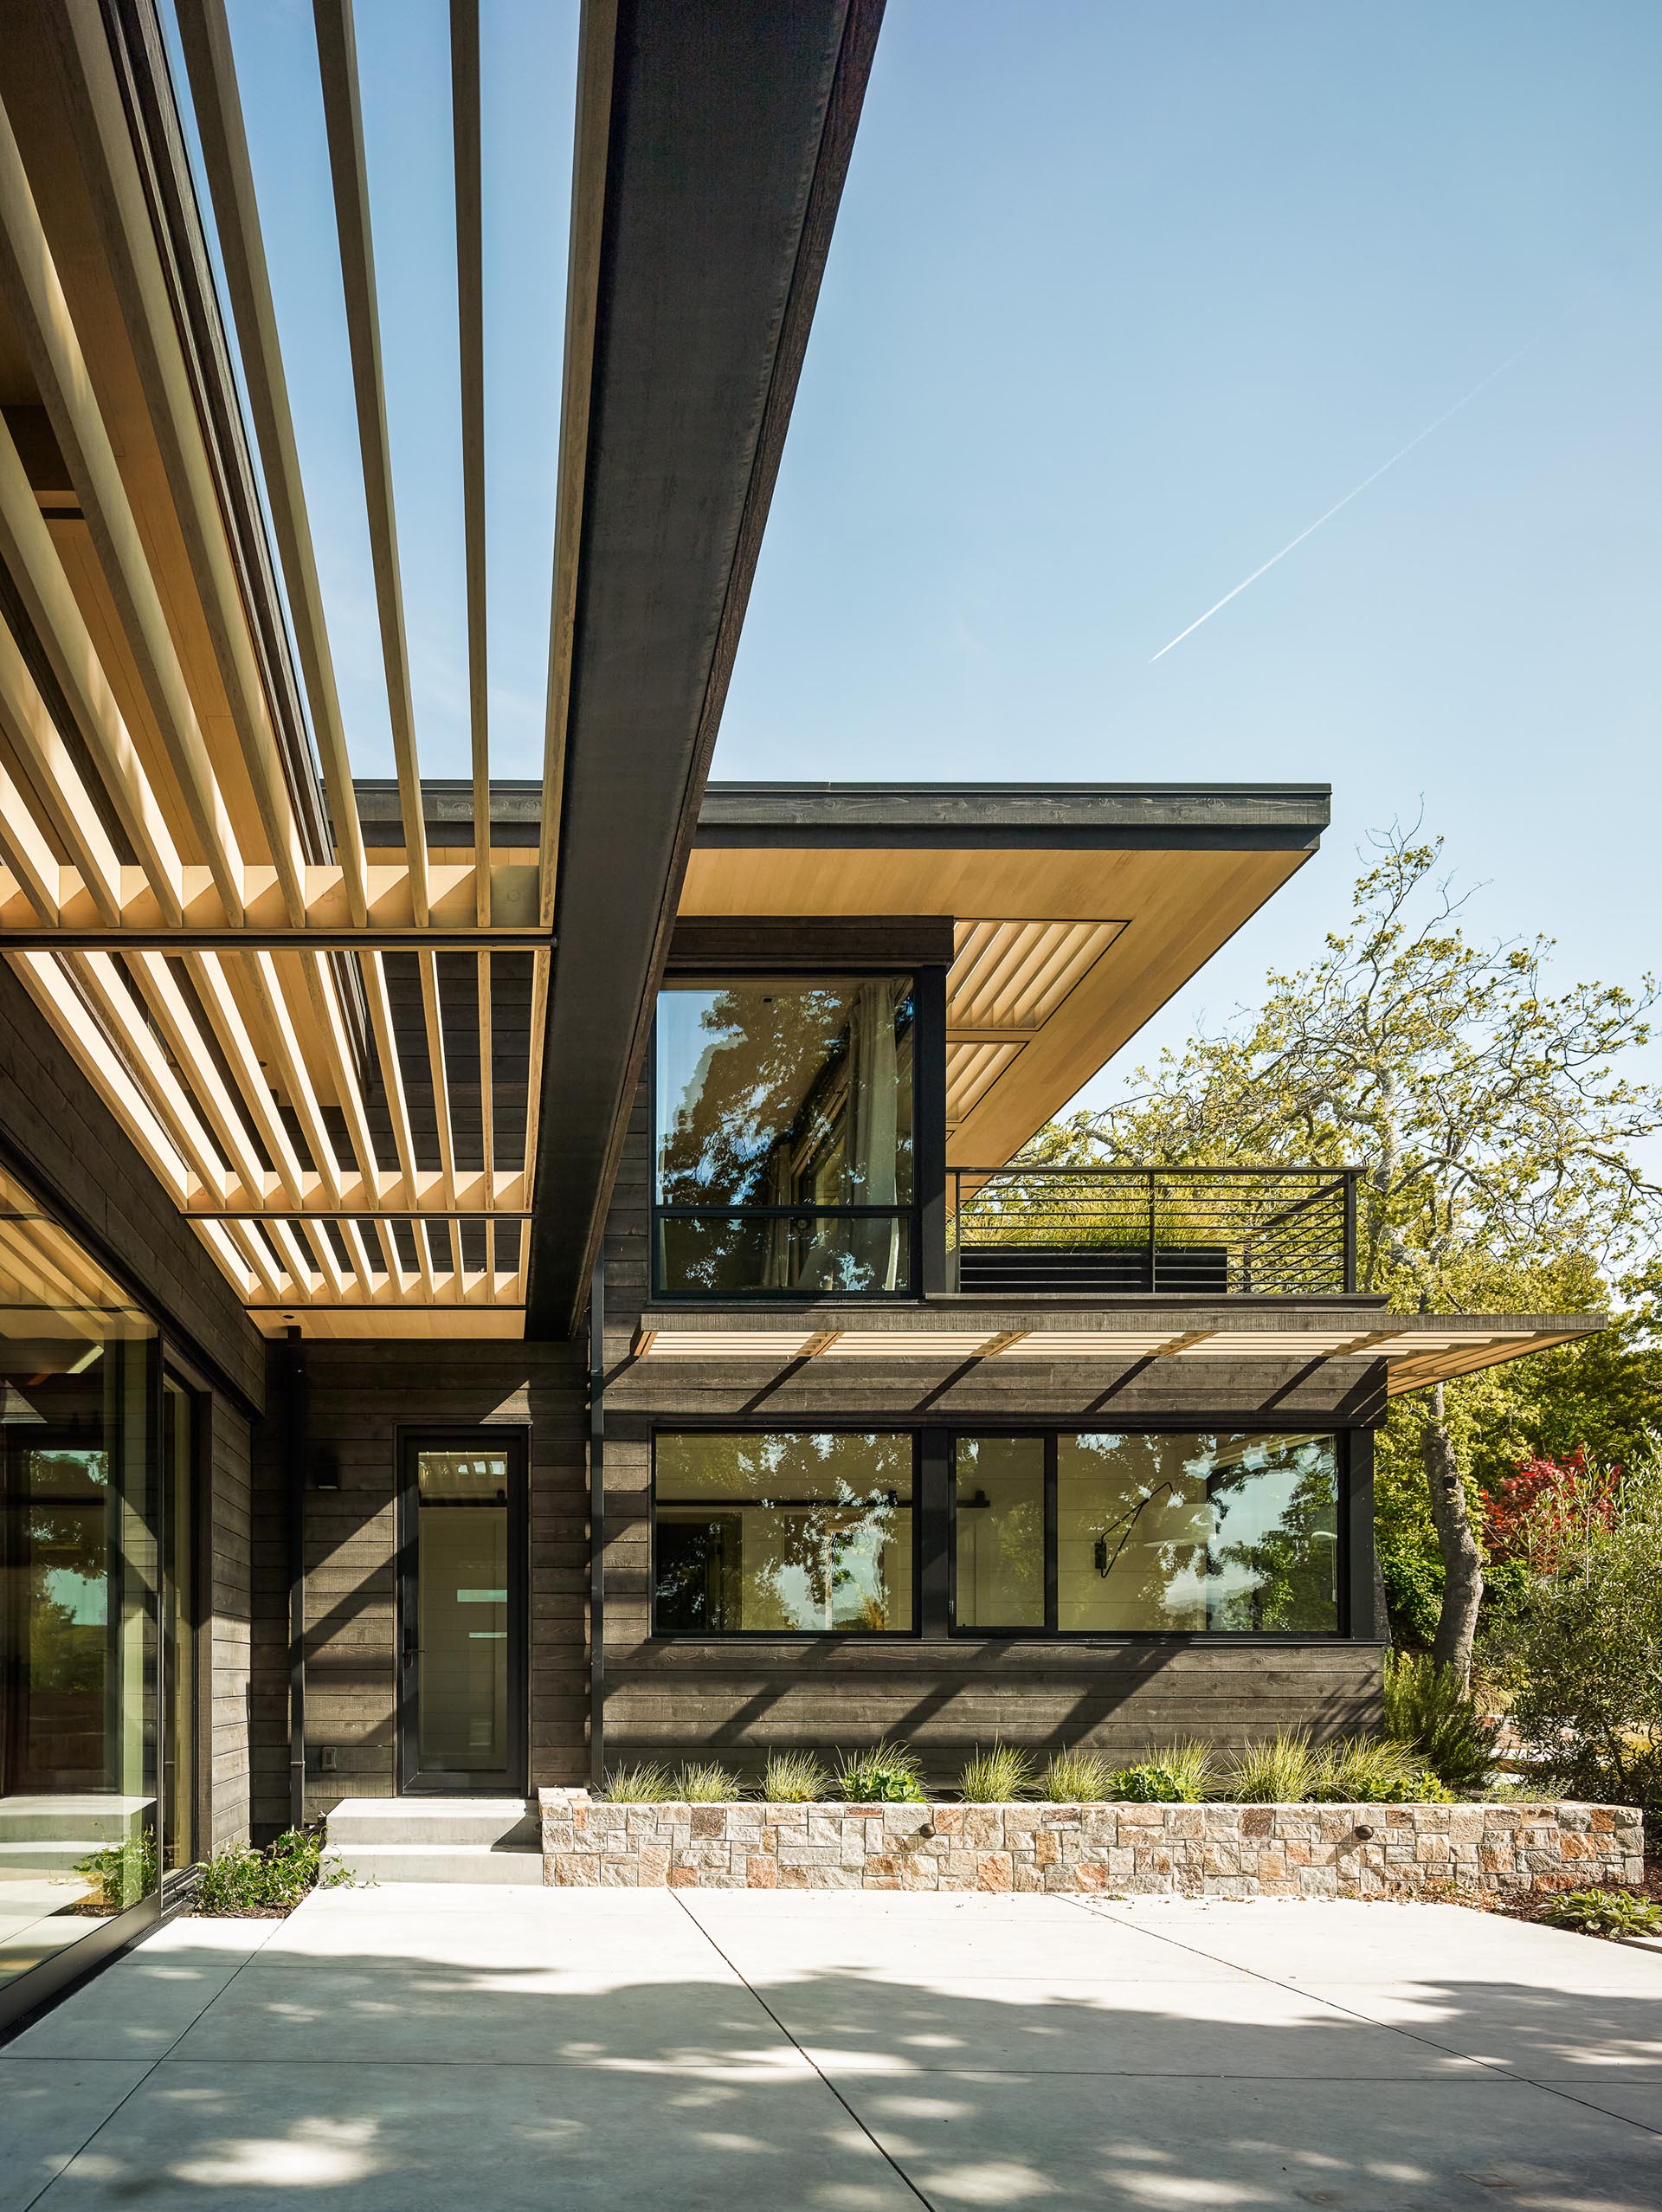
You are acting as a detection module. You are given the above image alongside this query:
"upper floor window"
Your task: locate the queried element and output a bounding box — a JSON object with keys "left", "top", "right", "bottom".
{"left": 654, "top": 977, "right": 915, "bottom": 1297}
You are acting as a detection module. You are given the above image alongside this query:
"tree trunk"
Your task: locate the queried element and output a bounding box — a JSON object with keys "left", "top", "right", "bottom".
{"left": 1424, "top": 1383, "right": 1484, "bottom": 1689}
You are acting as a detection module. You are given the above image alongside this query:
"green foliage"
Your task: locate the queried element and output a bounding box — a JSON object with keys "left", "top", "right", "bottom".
{"left": 1222, "top": 1730, "right": 1319, "bottom": 1803}
{"left": 1379, "top": 1545, "right": 1445, "bottom": 1650}
{"left": 835, "top": 1741, "right": 924, "bottom": 1802}
{"left": 673, "top": 1761, "right": 740, "bottom": 1802}
{"left": 602, "top": 1763, "right": 675, "bottom": 1802}
{"left": 1039, "top": 1748, "right": 1116, "bottom": 1802}
{"left": 1025, "top": 830, "right": 1662, "bottom": 1666}
{"left": 1486, "top": 1448, "right": 1662, "bottom": 1815}
{"left": 1541, "top": 1889, "right": 1662, "bottom": 1940}
{"left": 75, "top": 1828, "right": 157, "bottom": 1912}
{"left": 957, "top": 1743, "right": 1035, "bottom": 1802}
{"left": 196, "top": 1828, "right": 348, "bottom": 1915}
{"left": 760, "top": 1751, "right": 830, "bottom": 1802}
{"left": 1108, "top": 1762, "right": 1186, "bottom": 1803}
{"left": 1383, "top": 1651, "right": 1501, "bottom": 1790}
{"left": 1308, "top": 1735, "right": 1442, "bottom": 1802}
{"left": 1149, "top": 1739, "right": 1218, "bottom": 1802}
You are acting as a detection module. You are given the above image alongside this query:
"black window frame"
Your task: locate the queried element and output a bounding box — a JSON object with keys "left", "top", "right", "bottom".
{"left": 648, "top": 1422, "right": 1361, "bottom": 1645}
{"left": 649, "top": 1428, "right": 924, "bottom": 1639}
{"left": 395, "top": 1425, "right": 531, "bottom": 1795}
{"left": 648, "top": 966, "right": 946, "bottom": 1304}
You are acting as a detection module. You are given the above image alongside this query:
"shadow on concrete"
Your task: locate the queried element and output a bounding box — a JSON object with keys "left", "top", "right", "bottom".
{"left": 2, "top": 1899, "right": 1661, "bottom": 2209}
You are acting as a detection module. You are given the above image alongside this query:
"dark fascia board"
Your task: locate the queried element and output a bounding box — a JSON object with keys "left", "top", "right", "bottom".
{"left": 352, "top": 777, "right": 1332, "bottom": 855}
{"left": 695, "top": 782, "right": 1333, "bottom": 852}
{"left": 668, "top": 915, "right": 957, "bottom": 968}
{"left": 525, "top": 0, "right": 886, "bottom": 1339}
{"left": 355, "top": 778, "right": 543, "bottom": 848}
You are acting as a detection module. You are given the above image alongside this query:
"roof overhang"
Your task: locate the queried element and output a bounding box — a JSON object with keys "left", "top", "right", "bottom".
{"left": 625, "top": 1305, "right": 1604, "bottom": 1395}
{"left": 682, "top": 782, "right": 1330, "bottom": 1165}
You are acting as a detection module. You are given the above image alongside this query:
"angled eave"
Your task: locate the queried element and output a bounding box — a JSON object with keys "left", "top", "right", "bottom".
{"left": 624, "top": 1306, "right": 1605, "bottom": 1393}
{"left": 681, "top": 781, "right": 1331, "bottom": 1167}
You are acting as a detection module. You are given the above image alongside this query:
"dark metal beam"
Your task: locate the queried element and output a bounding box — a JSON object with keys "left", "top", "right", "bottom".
{"left": 525, "top": 0, "right": 886, "bottom": 1337}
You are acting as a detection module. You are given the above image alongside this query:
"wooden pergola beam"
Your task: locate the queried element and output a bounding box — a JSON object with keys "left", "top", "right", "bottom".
{"left": 53, "top": 0, "right": 310, "bottom": 927}
{"left": 0, "top": 419, "right": 184, "bottom": 919}
{"left": 0, "top": 603, "right": 126, "bottom": 927}
{"left": 312, "top": 0, "right": 430, "bottom": 927}
{"left": 182, "top": 950, "right": 308, "bottom": 1208}
{"left": 13, "top": 953, "right": 190, "bottom": 1202}
{"left": 0, "top": 87, "right": 247, "bottom": 923}
{"left": 71, "top": 951, "right": 229, "bottom": 1200}
{"left": 450, "top": 0, "right": 490, "bottom": 925}
{"left": 175, "top": 0, "right": 370, "bottom": 927}
{"left": 127, "top": 951, "right": 267, "bottom": 1198}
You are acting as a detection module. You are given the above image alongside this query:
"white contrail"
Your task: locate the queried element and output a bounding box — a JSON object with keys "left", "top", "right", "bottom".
{"left": 1149, "top": 332, "right": 1544, "bottom": 662}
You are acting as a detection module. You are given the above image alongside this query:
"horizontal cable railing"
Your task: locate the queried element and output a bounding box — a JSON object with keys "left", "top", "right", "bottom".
{"left": 947, "top": 1166, "right": 1358, "bottom": 1297}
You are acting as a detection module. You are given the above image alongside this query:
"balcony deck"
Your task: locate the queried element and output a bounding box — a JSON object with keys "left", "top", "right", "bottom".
{"left": 949, "top": 1166, "right": 1356, "bottom": 1298}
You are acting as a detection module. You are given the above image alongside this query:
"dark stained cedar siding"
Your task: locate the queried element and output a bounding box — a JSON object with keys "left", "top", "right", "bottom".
{"left": 599, "top": 1077, "right": 1385, "bottom": 1772}
{"left": 253, "top": 1340, "right": 589, "bottom": 1833}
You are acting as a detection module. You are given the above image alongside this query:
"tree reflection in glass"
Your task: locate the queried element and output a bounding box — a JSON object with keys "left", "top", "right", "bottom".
{"left": 654, "top": 979, "right": 913, "bottom": 1294}
{"left": 654, "top": 1433, "right": 913, "bottom": 1632}
{"left": 1057, "top": 1432, "right": 1338, "bottom": 1633}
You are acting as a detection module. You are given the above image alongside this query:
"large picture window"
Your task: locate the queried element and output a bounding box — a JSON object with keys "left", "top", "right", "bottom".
{"left": 1056, "top": 1432, "right": 1339, "bottom": 1634}
{"left": 654, "top": 1428, "right": 1343, "bottom": 1640}
{"left": 654, "top": 1432, "right": 914, "bottom": 1633}
{"left": 654, "top": 977, "right": 915, "bottom": 1297}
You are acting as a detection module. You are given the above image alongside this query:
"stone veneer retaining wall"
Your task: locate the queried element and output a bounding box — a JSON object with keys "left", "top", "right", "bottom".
{"left": 538, "top": 1790, "right": 1642, "bottom": 1898}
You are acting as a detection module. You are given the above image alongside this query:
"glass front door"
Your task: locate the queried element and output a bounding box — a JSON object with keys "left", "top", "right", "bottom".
{"left": 397, "top": 1436, "right": 525, "bottom": 1793}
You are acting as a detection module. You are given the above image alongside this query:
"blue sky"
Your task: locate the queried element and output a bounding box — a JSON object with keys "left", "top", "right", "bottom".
{"left": 179, "top": 3, "right": 1660, "bottom": 1113}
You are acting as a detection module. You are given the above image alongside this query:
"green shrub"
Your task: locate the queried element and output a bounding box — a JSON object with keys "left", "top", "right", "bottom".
{"left": 1541, "top": 1888, "right": 1662, "bottom": 1941}
{"left": 196, "top": 1828, "right": 348, "bottom": 1915}
{"left": 1486, "top": 1448, "right": 1662, "bottom": 1816}
{"left": 1149, "top": 1739, "right": 1216, "bottom": 1802}
{"left": 75, "top": 1828, "right": 158, "bottom": 1913}
{"left": 761, "top": 1751, "right": 830, "bottom": 1802}
{"left": 835, "top": 1741, "right": 925, "bottom": 1802}
{"left": 1379, "top": 1548, "right": 1443, "bottom": 1649}
{"left": 1308, "top": 1735, "right": 1442, "bottom": 1803}
{"left": 957, "top": 1743, "right": 1034, "bottom": 1802}
{"left": 673, "top": 1761, "right": 739, "bottom": 1802}
{"left": 1109, "top": 1763, "right": 1185, "bottom": 1803}
{"left": 602, "top": 1763, "right": 675, "bottom": 1802}
{"left": 1040, "top": 1748, "right": 1115, "bottom": 1802}
{"left": 1223, "top": 1729, "right": 1318, "bottom": 1802}
{"left": 1382, "top": 1651, "right": 1501, "bottom": 1791}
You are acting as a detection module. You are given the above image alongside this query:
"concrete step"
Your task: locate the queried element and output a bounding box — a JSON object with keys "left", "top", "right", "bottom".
{"left": 0, "top": 1795, "right": 151, "bottom": 1846}
{"left": 325, "top": 1797, "right": 536, "bottom": 1849}
{"left": 0, "top": 1841, "right": 114, "bottom": 1875}
{"left": 320, "top": 1841, "right": 545, "bottom": 1886}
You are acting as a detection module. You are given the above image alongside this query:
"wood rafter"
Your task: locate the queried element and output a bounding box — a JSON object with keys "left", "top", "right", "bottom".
{"left": 313, "top": 0, "right": 430, "bottom": 927}
{"left": 0, "top": 3, "right": 557, "bottom": 1336}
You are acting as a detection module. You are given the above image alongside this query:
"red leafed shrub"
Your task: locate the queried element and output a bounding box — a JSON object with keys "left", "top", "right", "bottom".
{"left": 1483, "top": 1449, "right": 1619, "bottom": 1570}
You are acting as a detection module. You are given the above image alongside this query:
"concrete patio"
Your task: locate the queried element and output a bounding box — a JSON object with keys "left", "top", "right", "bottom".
{"left": 2, "top": 1886, "right": 1659, "bottom": 2209}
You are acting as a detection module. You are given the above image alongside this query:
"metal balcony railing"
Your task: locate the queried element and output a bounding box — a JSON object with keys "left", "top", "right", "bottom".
{"left": 946, "top": 1166, "right": 1359, "bottom": 1297}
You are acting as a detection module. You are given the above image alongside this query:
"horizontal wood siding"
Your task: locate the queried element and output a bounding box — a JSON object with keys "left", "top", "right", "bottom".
{"left": 207, "top": 1397, "right": 254, "bottom": 1850}
{"left": 248, "top": 1340, "right": 588, "bottom": 1830}
{"left": 598, "top": 1080, "right": 1384, "bottom": 1772}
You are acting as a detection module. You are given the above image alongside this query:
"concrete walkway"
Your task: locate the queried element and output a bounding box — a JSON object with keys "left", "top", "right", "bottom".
{"left": 3, "top": 1885, "right": 1660, "bottom": 2209}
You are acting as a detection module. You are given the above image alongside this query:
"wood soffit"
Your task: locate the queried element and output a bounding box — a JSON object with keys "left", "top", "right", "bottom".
{"left": 624, "top": 1310, "right": 1605, "bottom": 1394}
